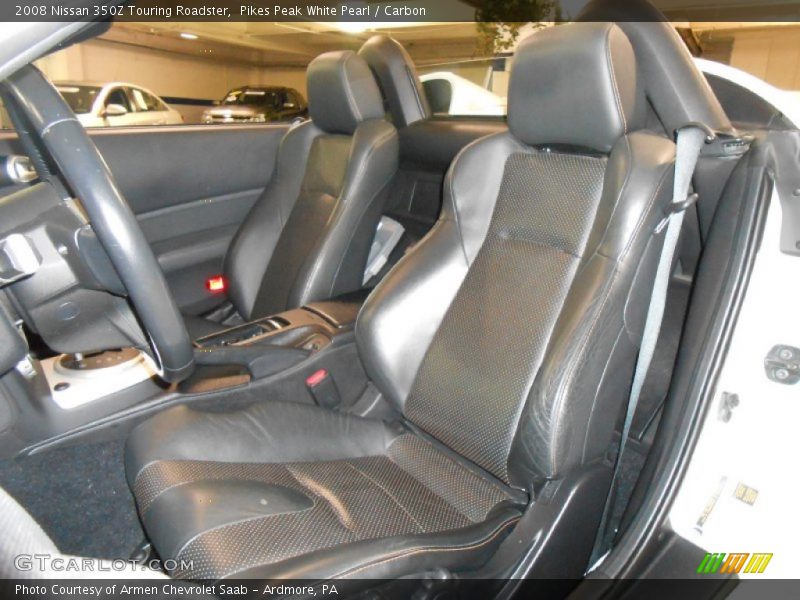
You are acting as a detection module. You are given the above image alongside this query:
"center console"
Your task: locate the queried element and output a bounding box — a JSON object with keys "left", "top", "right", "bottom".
{"left": 186, "top": 296, "right": 363, "bottom": 385}
{"left": 196, "top": 290, "right": 362, "bottom": 353}
{"left": 195, "top": 307, "right": 339, "bottom": 354}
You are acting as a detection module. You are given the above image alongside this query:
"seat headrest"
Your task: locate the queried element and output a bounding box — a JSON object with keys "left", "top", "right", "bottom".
{"left": 508, "top": 22, "right": 644, "bottom": 152}
{"left": 307, "top": 50, "right": 385, "bottom": 135}
{"left": 359, "top": 35, "right": 431, "bottom": 127}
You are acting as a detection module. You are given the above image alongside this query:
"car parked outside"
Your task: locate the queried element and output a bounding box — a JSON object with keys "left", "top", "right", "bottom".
{"left": 55, "top": 81, "right": 183, "bottom": 127}
{"left": 201, "top": 85, "right": 308, "bottom": 124}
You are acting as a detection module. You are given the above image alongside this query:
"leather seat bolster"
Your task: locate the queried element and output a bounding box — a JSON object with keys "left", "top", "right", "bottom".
{"left": 125, "top": 401, "right": 398, "bottom": 488}
{"left": 228, "top": 507, "right": 521, "bottom": 581}
{"left": 508, "top": 132, "right": 677, "bottom": 485}
{"left": 141, "top": 477, "right": 316, "bottom": 560}
{"left": 224, "top": 121, "right": 323, "bottom": 320}
{"left": 356, "top": 131, "right": 525, "bottom": 410}
{"left": 288, "top": 119, "right": 399, "bottom": 308}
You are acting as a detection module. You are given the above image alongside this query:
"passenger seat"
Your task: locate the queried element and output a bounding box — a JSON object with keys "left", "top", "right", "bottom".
{"left": 185, "top": 51, "right": 399, "bottom": 338}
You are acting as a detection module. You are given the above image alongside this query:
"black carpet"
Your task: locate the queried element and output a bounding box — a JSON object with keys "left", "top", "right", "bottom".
{"left": 0, "top": 439, "right": 145, "bottom": 559}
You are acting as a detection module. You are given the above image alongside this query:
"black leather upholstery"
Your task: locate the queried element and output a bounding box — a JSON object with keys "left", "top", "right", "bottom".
{"left": 576, "top": 0, "right": 734, "bottom": 137}
{"left": 358, "top": 23, "right": 674, "bottom": 487}
{"left": 306, "top": 50, "right": 385, "bottom": 135}
{"left": 358, "top": 35, "right": 430, "bottom": 128}
{"left": 193, "top": 51, "right": 398, "bottom": 329}
{"left": 126, "top": 402, "right": 521, "bottom": 580}
{"left": 128, "top": 22, "right": 677, "bottom": 581}
{"left": 507, "top": 22, "right": 644, "bottom": 151}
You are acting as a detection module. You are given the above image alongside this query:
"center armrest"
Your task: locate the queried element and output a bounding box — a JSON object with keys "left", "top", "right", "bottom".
{"left": 303, "top": 288, "right": 370, "bottom": 328}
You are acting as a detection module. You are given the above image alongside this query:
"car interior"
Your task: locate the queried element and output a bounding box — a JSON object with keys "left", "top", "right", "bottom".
{"left": 0, "top": 0, "right": 795, "bottom": 595}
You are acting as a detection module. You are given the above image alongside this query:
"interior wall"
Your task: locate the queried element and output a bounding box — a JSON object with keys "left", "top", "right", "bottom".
{"left": 36, "top": 39, "right": 308, "bottom": 101}
{"left": 701, "top": 25, "right": 800, "bottom": 91}
{"left": 729, "top": 27, "right": 800, "bottom": 90}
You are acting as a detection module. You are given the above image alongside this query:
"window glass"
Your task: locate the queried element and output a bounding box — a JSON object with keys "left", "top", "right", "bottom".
{"left": 144, "top": 91, "right": 167, "bottom": 112}
{"left": 55, "top": 85, "right": 101, "bottom": 115}
{"left": 221, "top": 89, "right": 282, "bottom": 108}
{"left": 105, "top": 87, "right": 132, "bottom": 112}
{"left": 130, "top": 88, "right": 166, "bottom": 112}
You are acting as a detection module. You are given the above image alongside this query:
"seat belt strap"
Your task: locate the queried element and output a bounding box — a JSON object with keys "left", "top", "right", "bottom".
{"left": 588, "top": 124, "right": 711, "bottom": 569}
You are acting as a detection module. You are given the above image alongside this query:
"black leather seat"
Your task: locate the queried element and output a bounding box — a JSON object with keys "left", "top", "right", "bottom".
{"left": 126, "top": 23, "right": 676, "bottom": 581}
{"left": 358, "top": 34, "right": 431, "bottom": 128}
{"left": 185, "top": 51, "right": 399, "bottom": 338}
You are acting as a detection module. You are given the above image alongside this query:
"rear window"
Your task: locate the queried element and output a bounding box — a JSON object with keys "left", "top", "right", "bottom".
{"left": 55, "top": 85, "right": 101, "bottom": 114}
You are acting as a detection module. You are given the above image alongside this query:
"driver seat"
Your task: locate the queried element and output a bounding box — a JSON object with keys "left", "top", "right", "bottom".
{"left": 126, "top": 23, "right": 676, "bottom": 581}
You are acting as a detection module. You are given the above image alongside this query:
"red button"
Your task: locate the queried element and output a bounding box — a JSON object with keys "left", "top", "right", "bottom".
{"left": 305, "top": 369, "right": 328, "bottom": 387}
{"left": 206, "top": 275, "right": 226, "bottom": 293}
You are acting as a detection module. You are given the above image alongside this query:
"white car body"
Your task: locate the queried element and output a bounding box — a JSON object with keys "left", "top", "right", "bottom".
{"left": 666, "top": 59, "right": 799, "bottom": 579}
{"left": 54, "top": 81, "right": 183, "bottom": 127}
{"left": 420, "top": 71, "right": 507, "bottom": 116}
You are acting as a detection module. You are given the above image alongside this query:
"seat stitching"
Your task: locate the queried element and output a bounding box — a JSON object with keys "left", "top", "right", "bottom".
{"left": 496, "top": 234, "right": 583, "bottom": 259}
{"left": 342, "top": 461, "right": 426, "bottom": 533}
{"left": 387, "top": 436, "right": 516, "bottom": 521}
{"left": 329, "top": 517, "right": 519, "bottom": 580}
{"left": 342, "top": 53, "right": 363, "bottom": 123}
{"left": 172, "top": 467, "right": 318, "bottom": 562}
{"left": 134, "top": 460, "right": 196, "bottom": 515}
{"left": 286, "top": 465, "right": 355, "bottom": 532}
{"left": 605, "top": 26, "right": 627, "bottom": 134}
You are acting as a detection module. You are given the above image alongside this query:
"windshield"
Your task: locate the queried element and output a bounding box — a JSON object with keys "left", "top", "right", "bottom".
{"left": 55, "top": 85, "right": 101, "bottom": 114}
{"left": 220, "top": 89, "right": 281, "bottom": 107}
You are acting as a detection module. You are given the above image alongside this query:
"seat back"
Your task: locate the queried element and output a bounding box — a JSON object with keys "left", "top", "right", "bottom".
{"left": 358, "top": 34, "right": 430, "bottom": 128}
{"left": 356, "top": 23, "right": 676, "bottom": 489}
{"left": 224, "top": 51, "right": 398, "bottom": 320}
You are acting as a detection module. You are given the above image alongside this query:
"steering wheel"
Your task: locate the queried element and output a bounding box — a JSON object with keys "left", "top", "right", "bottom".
{"left": 2, "top": 65, "right": 194, "bottom": 383}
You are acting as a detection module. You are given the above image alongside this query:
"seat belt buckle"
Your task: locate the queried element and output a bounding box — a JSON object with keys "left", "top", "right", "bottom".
{"left": 305, "top": 368, "right": 342, "bottom": 408}
{"left": 655, "top": 192, "right": 699, "bottom": 234}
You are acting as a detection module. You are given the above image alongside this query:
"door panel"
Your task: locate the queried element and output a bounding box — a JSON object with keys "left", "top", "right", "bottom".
{"left": 0, "top": 124, "right": 288, "bottom": 313}
{"left": 92, "top": 124, "right": 288, "bottom": 313}
{"left": 138, "top": 189, "right": 259, "bottom": 312}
